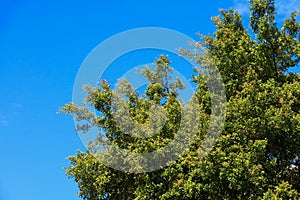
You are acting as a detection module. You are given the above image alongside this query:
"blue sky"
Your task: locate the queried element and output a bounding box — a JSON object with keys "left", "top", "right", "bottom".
{"left": 0, "top": 0, "right": 299, "bottom": 200}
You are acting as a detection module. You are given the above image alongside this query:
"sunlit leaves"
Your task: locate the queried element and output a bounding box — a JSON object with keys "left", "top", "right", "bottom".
{"left": 61, "top": 1, "right": 299, "bottom": 199}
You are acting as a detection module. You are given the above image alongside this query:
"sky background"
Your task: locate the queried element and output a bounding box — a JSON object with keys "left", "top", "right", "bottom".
{"left": 0, "top": 0, "right": 299, "bottom": 200}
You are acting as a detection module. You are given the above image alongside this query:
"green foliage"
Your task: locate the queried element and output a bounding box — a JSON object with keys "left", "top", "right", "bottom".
{"left": 260, "top": 181, "right": 299, "bottom": 200}
{"left": 61, "top": 0, "right": 300, "bottom": 199}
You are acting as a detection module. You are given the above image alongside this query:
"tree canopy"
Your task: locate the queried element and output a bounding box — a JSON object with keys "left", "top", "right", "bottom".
{"left": 61, "top": 0, "right": 300, "bottom": 199}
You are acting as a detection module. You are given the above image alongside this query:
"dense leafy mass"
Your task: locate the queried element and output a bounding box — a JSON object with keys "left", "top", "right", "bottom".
{"left": 62, "top": 0, "right": 300, "bottom": 199}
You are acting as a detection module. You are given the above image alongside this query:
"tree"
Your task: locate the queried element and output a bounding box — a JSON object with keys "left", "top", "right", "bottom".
{"left": 61, "top": 0, "right": 300, "bottom": 199}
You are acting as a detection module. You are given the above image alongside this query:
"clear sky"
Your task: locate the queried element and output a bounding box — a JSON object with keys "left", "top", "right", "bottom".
{"left": 0, "top": 0, "right": 298, "bottom": 200}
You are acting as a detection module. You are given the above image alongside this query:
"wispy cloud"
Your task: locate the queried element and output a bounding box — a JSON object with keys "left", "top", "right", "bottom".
{"left": 9, "top": 102, "right": 22, "bottom": 109}
{"left": 232, "top": 0, "right": 299, "bottom": 19}
{"left": 233, "top": 0, "right": 250, "bottom": 15}
{"left": 276, "top": 0, "right": 299, "bottom": 18}
{"left": 0, "top": 102, "right": 22, "bottom": 127}
{"left": 0, "top": 119, "right": 8, "bottom": 126}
